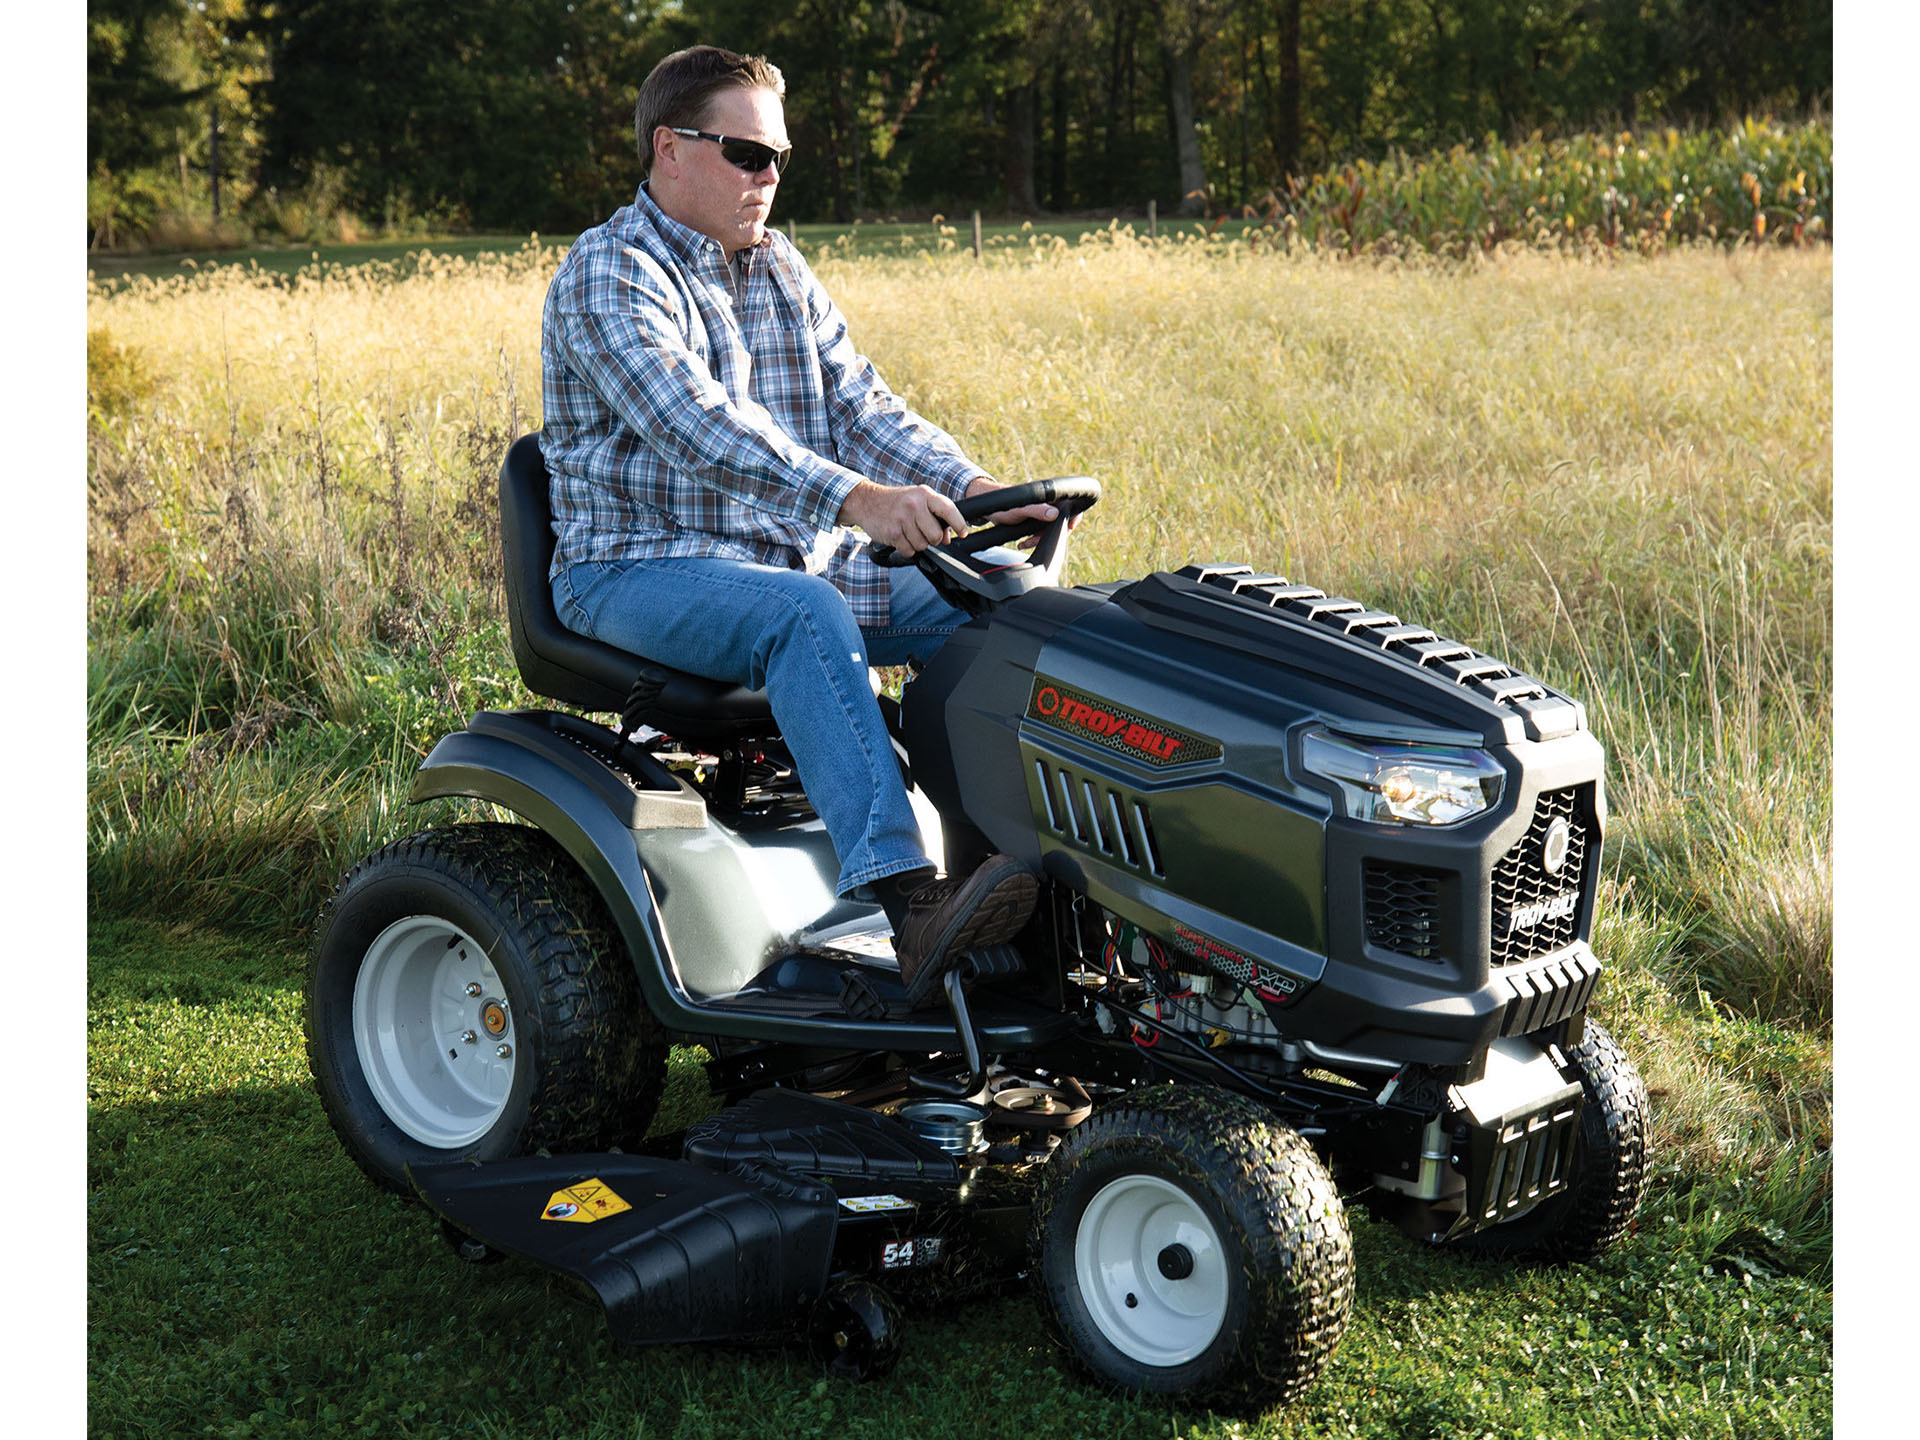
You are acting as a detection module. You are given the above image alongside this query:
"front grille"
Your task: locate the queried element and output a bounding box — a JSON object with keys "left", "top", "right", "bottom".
{"left": 1489, "top": 787, "right": 1590, "bottom": 966}
{"left": 1364, "top": 861, "right": 1446, "bottom": 961}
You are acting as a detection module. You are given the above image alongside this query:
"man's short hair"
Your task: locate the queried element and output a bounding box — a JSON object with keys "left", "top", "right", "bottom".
{"left": 635, "top": 46, "right": 786, "bottom": 173}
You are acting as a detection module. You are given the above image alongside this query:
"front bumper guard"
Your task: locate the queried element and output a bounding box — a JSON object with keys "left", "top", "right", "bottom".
{"left": 1453, "top": 1079, "right": 1584, "bottom": 1233}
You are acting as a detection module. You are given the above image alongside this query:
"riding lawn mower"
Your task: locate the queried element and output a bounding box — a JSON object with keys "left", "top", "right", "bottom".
{"left": 305, "top": 433, "right": 1650, "bottom": 1413}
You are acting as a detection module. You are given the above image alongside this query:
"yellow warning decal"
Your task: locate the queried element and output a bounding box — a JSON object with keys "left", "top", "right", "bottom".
{"left": 837, "top": 1194, "right": 915, "bottom": 1214}
{"left": 539, "top": 1178, "right": 633, "bottom": 1224}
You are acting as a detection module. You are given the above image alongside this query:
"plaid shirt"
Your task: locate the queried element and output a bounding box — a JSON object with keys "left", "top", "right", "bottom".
{"left": 540, "top": 184, "right": 988, "bottom": 626}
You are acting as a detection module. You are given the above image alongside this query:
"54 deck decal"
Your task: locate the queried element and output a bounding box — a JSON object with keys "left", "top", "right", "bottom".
{"left": 540, "top": 1178, "right": 633, "bottom": 1223}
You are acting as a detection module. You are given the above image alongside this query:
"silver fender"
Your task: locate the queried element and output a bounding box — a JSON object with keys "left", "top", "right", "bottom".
{"left": 408, "top": 711, "right": 1025, "bottom": 1050}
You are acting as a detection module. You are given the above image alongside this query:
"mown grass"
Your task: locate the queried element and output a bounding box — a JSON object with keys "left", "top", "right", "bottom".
{"left": 86, "top": 232, "right": 1831, "bottom": 1431}
{"left": 90, "top": 917, "right": 1830, "bottom": 1440}
{"left": 82, "top": 217, "right": 1313, "bottom": 287}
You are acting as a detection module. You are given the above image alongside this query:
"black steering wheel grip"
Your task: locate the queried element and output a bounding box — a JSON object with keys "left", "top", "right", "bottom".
{"left": 866, "top": 476, "right": 1102, "bottom": 568}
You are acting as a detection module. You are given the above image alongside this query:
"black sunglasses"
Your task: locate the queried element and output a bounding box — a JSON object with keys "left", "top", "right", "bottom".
{"left": 667, "top": 127, "right": 793, "bottom": 176}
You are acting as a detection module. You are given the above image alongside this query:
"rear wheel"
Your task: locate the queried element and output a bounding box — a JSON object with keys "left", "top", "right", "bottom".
{"left": 1030, "top": 1085, "right": 1353, "bottom": 1413}
{"left": 1450, "top": 1021, "right": 1650, "bottom": 1262}
{"left": 308, "top": 823, "right": 668, "bottom": 1194}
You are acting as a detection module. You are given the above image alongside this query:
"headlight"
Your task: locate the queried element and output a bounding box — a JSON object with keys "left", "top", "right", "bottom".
{"left": 1300, "top": 729, "right": 1505, "bottom": 826}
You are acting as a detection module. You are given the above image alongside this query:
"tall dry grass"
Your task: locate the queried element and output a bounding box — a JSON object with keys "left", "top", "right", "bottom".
{"left": 87, "top": 237, "right": 1831, "bottom": 1021}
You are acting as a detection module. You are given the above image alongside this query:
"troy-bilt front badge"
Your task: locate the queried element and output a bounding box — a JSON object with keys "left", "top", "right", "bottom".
{"left": 540, "top": 1178, "right": 632, "bottom": 1224}
{"left": 1026, "top": 678, "right": 1221, "bottom": 768}
{"left": 1504, "top": 891, "right": 1579, "bottom": 934}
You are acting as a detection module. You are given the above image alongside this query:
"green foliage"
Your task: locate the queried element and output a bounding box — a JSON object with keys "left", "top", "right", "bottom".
{"left": 1277, "top": 0, "right": 1829, "bottom": 170}
{"left": 1265, "top": 119, "right": 1830, "bottom": 254}
{"left": 89, "top": 0, "right": 215, "bottom": 174}
{"left": 89, "top": 0, "right": 267, "bottom": 250}
{"left": 249, "top": 0, "right": 684, "bottom": 234}
{"left": 86, "top": 1, "right": 1833, "bottom": 242}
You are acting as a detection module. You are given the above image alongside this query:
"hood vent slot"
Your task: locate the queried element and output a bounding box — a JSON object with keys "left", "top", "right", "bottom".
{"left": 1032, "top": 759, "right": 1164, "bottom": 878}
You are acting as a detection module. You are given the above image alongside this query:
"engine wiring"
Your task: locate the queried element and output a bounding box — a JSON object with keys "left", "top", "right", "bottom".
{"left": 1076, "top": 915, "right": 1380, "bottom": 1123}
{"left": 1100, "top": 918, "right": 1273, "bottom": 1052}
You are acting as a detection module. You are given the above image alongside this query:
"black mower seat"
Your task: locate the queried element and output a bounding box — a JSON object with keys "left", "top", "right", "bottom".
{"left": 498, "top": 432, "right": 778, "bottom": 740}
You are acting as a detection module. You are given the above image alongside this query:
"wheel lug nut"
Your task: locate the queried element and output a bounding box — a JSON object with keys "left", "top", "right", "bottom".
{"left": 496, "top": 1044, "right": 512, "bottom": 1059}
{"left": 460, "top": 1030, "right": 478, "bottom": 1045}
{"left": 465, "top": 982, "right": 483, "bottom": 997}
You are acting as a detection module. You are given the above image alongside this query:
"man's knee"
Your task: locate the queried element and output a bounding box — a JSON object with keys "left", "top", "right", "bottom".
{"left": 748, "top": 571, "right": 864, "bottom": 676}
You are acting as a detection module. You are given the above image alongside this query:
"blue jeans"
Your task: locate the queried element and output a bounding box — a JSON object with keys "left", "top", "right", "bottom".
{"left": 554, "top": 557, "right": 968, "bottom": 895}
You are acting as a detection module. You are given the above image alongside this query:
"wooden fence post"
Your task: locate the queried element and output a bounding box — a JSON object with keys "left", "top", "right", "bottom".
{"left": 972, "top": 210, "right": 982, "bottom": 259}
{"left": 1148, "top": 199, "right": 1157, "bottom": 239}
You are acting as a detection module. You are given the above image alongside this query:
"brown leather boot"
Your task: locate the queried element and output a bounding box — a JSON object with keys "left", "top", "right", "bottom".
{"left": 893, "top": 854, "right": 1038, "bottom": 1008}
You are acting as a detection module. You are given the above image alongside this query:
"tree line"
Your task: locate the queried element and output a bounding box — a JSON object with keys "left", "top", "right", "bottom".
{"left": 89, "top": 0, "right": 1831, "bottom": 247}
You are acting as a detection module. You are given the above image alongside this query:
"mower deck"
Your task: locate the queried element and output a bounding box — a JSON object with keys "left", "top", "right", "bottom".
{"left": 412, "top": 1089, "right": 1037, "bottom": 1350}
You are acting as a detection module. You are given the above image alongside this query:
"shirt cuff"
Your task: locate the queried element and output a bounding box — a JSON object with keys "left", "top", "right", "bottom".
{"left": 791, "top": 452, "right": 866, "bottom": 528}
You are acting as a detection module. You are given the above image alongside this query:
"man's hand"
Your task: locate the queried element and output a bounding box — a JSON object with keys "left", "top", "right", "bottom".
{"left": 964, "top": 476, "right": 1067, "bottom": 549}
{"left": 838, "top": 480, "right": 968, "bottom": 558}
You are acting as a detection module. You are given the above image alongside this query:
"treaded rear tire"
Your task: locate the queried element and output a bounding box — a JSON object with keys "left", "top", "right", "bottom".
{"left": 1030, "top": 1084, "right": 1353, "bottom": 1414}
{"left": 1450, "top": 1020, "right": 1651, "bottom": 1263}
{"left": 308, "top": 823, "right": 668, "bottom": 1194}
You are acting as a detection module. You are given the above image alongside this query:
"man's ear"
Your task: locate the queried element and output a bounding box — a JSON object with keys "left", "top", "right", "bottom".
{"left": 651, "top": 126, "right": 679, "bottom": 176}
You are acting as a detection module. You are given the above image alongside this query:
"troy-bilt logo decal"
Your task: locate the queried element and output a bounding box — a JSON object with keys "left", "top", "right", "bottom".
{"left": 1171, "top": 923, "right": 1309, "bottom": 1008}
{"left": 1026, "top": 678, "right": 1221, "bottom": 767}
{"left": 1504, "top": 891, "right": 1579, "bottom": 934}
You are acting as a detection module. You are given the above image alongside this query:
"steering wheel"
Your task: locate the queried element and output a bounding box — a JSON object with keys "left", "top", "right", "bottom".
{"left": 863, "top": 475, "right": 1101, "bottom": 615}
{"left": 865, "top": 476, "right": 1102, "bottom": 570}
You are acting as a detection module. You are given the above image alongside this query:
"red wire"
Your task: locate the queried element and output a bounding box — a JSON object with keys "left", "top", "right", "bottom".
{"left": 1132, "top": 1000, "right": 1161, "bottom": 1048}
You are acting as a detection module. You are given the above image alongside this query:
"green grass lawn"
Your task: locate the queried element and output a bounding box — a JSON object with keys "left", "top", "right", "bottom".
{"left": 88, "top": 916, "right": 1830, "bottom": 1440}
{"left": 86, "top": 233, "right": 585, "bottom": 286}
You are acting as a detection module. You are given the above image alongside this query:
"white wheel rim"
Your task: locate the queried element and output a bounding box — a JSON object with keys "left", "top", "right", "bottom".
{"left": 1075, "top": 1173, "right": 1231, "bottom": 1367}
{"left": 352, "top": 916, "right": 516, "bottom": 1148}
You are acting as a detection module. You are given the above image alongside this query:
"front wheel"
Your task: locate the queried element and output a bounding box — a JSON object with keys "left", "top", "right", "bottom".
{"left": 307, "top": 823, "right": 668, "bottom": 1194}
{"left": 1030, "top": 1085, "right": 1353, "bottom": 1413}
